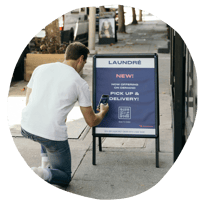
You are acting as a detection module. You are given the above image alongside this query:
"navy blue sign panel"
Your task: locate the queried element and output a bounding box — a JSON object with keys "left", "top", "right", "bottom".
{"left": 93, "top": 54, "right": 159, "bottom": 138}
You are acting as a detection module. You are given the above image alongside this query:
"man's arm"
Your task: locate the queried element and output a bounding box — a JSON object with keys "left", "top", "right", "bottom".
{"left": 80, "top": 103, "right": 109, "bottom": 127}
{"left": 26, "top": 87, "right": 32, "bottom": 105}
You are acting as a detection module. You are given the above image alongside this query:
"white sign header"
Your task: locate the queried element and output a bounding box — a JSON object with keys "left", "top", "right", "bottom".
{"left": 96, "top": 58, "right": 155, "bottom": 68}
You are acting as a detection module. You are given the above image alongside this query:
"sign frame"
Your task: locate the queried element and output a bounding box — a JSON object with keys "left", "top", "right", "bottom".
{"left": 99, "top": 17, "right": 116, "bottom": 44}
{"left": 92, "top": 54, "right": 160, "bottom": 167}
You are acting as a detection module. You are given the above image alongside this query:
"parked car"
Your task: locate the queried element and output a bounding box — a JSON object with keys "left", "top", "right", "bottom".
{"left": 61, "top": 8, "right": 88, "bottom": 46}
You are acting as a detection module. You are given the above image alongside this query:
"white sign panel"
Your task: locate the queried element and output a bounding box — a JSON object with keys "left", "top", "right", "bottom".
{"left": 95, "top": 128, "right": 155, "bottom": 135}
{"left": 96, "top": 58, "right": 155, "bottom": 68}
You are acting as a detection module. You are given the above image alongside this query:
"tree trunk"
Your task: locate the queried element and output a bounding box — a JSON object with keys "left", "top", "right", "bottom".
{"left": 118, "top": 5, "right": 125, "bottom": 33}
{"left": 99, "top": 6, "right": 106, "bottom": 13}
{"left": 99, "top": 6, "right": 106, "bottom": 17}
{"left": 131, "top": 8, "right": 138, "bottom": 24}
{"left": 139, "top": 10, "right": 142, "bottom": 22}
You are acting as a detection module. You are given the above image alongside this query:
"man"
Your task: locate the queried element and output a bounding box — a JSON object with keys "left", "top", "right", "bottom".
{"left": 21, "top": 42, "right": 109, "bottom": 186}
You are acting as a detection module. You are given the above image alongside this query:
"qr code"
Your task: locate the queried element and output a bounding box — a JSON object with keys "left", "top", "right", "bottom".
{"left": 118, "top": 107, "right": 131, "bottom": 119}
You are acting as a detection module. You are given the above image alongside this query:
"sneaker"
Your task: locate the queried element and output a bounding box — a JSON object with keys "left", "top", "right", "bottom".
{"left": 31, "top": 167, "right": 49, "bottom": 180}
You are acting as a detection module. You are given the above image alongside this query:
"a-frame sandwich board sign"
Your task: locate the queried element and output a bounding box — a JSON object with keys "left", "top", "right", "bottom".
{"left": 92, "top": 54, "right": 160, "bottom": 168}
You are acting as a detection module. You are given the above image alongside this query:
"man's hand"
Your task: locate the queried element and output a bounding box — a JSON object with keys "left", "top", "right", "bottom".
{"left": 97, "top": 103, "right": 109, "bottom": 114}
{"left": 80, "top": 103, "right": 109, "bottom": 127}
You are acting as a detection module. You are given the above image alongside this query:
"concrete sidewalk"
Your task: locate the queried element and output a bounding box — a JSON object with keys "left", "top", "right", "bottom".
{"left": 10, "top": 19, "right": 173, "bottom": 199}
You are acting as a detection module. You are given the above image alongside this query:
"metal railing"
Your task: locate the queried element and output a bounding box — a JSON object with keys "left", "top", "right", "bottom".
{"left": 170, "top": 27, "right": 197, "bottom": 162}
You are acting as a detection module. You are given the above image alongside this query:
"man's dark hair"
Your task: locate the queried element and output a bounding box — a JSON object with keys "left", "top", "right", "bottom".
{"left": 65, "top": 42, "right": 90, "bottom": 61}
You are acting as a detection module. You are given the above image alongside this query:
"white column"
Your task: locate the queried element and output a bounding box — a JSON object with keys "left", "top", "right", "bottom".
{"left": 88, "top": 7, "right": 97, "bottom": 55}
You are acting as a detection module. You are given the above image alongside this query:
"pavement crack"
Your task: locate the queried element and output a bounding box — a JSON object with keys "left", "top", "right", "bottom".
{"left": 71, "top": 142, "right": 91, "bottom": 179}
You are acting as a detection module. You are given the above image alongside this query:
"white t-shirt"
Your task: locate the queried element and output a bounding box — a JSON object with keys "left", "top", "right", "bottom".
{"left": 21, "top": 62, "right": 91, "bottom": 141}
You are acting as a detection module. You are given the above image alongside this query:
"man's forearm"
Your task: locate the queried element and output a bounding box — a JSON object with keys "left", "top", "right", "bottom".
{"left": 91, "top": 111, "right": 107, "bottom": 127}
{"left": 80, "top": 104, "right": 109, "bottom": 128}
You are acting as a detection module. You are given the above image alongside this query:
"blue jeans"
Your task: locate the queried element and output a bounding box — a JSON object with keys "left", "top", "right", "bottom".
{"left": 21, "top": 127, "right": 71, "bottom": 186}
{"left": 41, "top": 145, "right": 48, "bottom": 156}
